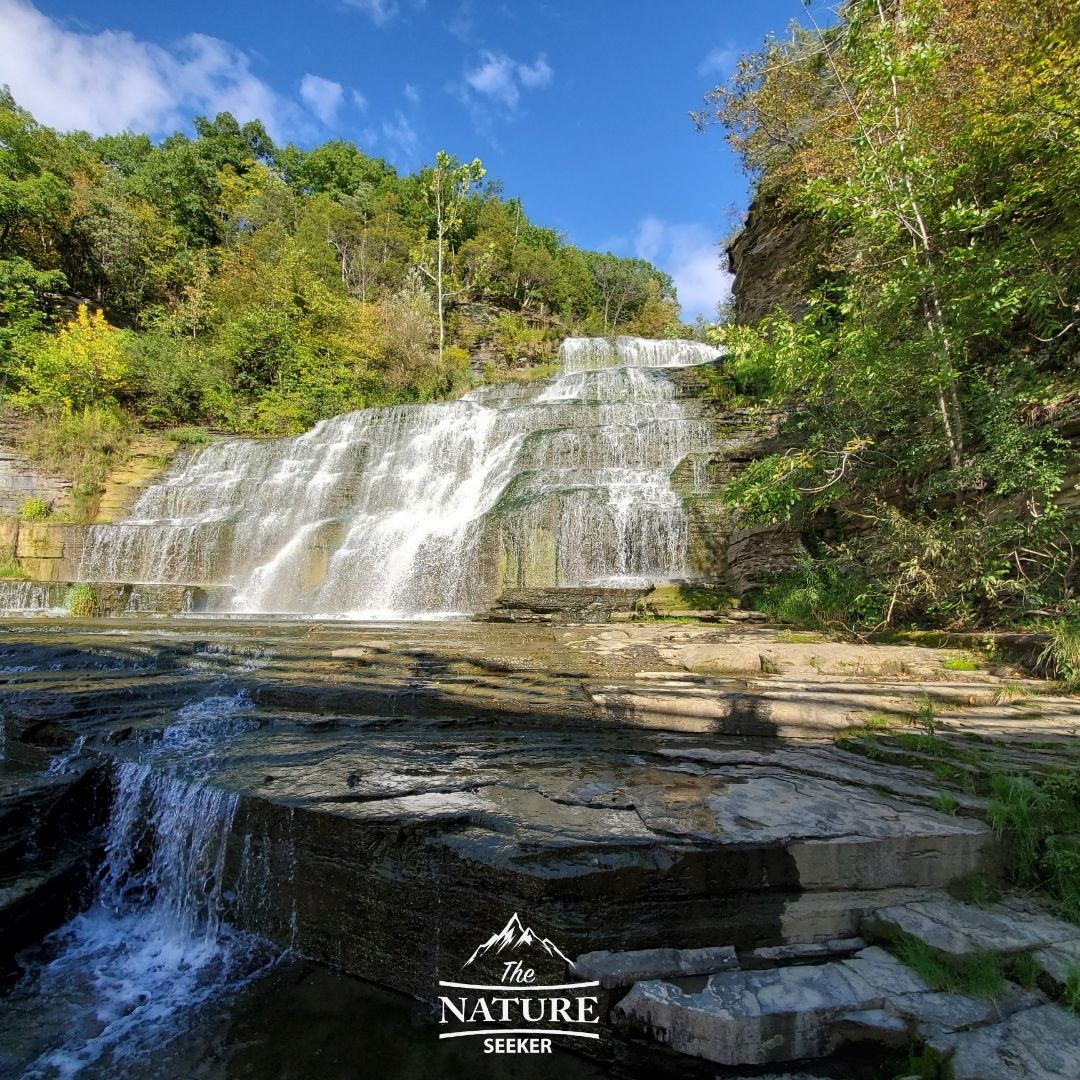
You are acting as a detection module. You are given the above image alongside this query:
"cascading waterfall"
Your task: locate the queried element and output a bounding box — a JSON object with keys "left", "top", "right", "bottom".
{"left": 0, "top": 694, "right": 276, "bottom": 1077}
{"left": 78, "top": 336, "right": 721, "bottom": 616}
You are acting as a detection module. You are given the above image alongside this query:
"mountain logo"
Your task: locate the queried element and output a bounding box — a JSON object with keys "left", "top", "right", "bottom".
{"left": 436, "top": 910, "right": 601, "bottom": 1054}
{"left": 463, "top": 912, "right": 573, "bottom": 968}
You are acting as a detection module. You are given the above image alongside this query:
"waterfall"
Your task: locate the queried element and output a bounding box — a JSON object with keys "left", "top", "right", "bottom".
{"left": 78, "top": 336, "right": 721, "bottom": 616}
{"left": 0, "top": 694, "right": 275, "bottom": 1077}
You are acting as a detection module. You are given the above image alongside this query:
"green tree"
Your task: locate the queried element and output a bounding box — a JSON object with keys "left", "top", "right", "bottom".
{"left": 415, "top": 150, "right": 485, "bottom": 359}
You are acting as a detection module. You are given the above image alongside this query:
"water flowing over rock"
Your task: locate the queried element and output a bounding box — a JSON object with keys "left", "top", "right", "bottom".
{"left": 78, "top": 337, "right": 723, "bottom": 616}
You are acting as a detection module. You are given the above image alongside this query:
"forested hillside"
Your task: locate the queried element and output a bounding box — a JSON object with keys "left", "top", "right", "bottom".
{"left": 0, "top": 91, "right": 681, "bottom": 444}
{"left": 699, "top": 0, "right": 1079, "bottom": 644}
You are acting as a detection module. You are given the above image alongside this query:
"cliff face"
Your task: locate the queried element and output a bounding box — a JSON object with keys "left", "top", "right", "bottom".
{"left": 725, "top": 197, "right": 811, "bottom": 327}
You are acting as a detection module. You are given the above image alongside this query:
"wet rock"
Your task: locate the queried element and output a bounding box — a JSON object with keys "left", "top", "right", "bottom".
{"left": 571, "top": 945, "right": 738, "bottom": 988}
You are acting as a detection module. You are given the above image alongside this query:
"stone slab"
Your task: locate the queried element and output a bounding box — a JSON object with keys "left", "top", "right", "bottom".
{"left": 612, "top": 946, "right": 927, "bottom": 1066}
{"left": 927, "top": 1003, "right": 1080, "bottom": 1080}
{"left": 571, "top": 945, "right": 738, "bottom": 988}
{"left": 862, "top": 897, "right": 1080, "bottom": 958}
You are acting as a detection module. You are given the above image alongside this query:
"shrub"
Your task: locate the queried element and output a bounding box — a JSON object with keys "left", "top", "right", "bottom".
{"left": 754, "top": 555, "right": 886, "bottom": 632}
{"left": 19, "top": 494, "right": 50, "bottom": 521}
{"left": 66, "top": 583, "right": 97, "bottom": 617}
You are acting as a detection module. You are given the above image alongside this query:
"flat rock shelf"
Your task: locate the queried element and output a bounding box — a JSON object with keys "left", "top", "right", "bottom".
{"left": 2, "top": 616, "right": 1078, "bottom": 1077}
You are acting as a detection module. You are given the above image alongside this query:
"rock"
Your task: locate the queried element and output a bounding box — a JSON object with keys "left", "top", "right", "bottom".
{"left": 926, "top": 1003, "right": 1080, "bottom": 1080}
{"left": 746, "top": 937, "right": 866, "bottom": 966}
{"left": 479, "top": 586, "right": 650, "bottom": 624}
{"left": 862, "top": 896, "right": 1080, "bottom": 958}
{"left": 613, "top": 946, "right": 928, "bottom": 1066}
{"left": 571, "top": 945, "right": 738, "bottom": 988}
{"left": 1032, "top": 938, "right": 1080, "bottom": 990}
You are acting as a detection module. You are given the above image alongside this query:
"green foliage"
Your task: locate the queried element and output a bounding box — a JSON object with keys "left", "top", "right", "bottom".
{"left": 754, "top": 554, "right": 886, "bottom": 631}
{"left": 65, "top": 582, "right": 97, "bottom": 618}
{"left": 1038, "top": 617, "right": 1080, "bottom": 691}
{"left": 948, "top": 872, "right": 1003, "bottom": 909}
{"left": 931, "top": 793, "right": 960, "bottom": 815}
{"left": 700, "top": 0, "right": 1080, "bottom": 631}
{"left": 0, "top": 556, "right": 29, "bottom": 579}
{"left": 18, "top": 494, "right": 50, "bottom": 521}
{"left": 988, "top": 772, "right": 1080, "bottom": 920}
{"left": 0, "top": 93, "right": 683, "bottom": 439}
{"left": 1065, "top": 964, "right": 1080, "bottom": 1013}
{"left": 892, "top": 933, "right": 1007, "bottom": 1001}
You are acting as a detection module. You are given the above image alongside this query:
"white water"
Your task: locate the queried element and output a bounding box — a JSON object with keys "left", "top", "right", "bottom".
{"left": 0, "top": 694, "right": 276, "bottom": 1078}
{"left": 78, "top": 336, "right": 721, "bottom": 616}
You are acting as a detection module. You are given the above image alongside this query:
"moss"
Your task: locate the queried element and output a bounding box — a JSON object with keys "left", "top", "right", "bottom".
{"left": 944, "top": 655, "right": 979, "bottom": 671}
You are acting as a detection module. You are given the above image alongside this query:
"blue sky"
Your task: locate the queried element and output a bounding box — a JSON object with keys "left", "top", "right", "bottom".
{"left": 0, "top": 0, "right": 827, "bottom": 319}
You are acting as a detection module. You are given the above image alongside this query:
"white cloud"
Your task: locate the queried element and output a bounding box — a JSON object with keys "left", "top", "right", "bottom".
{"left": 404, "top": 82, "right": 421, "bottom": 104}
{"left": 634, "top": 217, "right": 732, "bottom": 321}
{"left": 344, "top": 0, "right": 398, "bottom": 26}
{"left": 0, "top": 0, "right": 295, "bottom": 138}
{"left": 300, "top": 73, "right": 343, "bottom": 125}
{"left": 698, "top": 44, "right": 738, "bottom": 77}
{"left": 461, "top": 50, "right": 553, "bottom": 116}
{"left": 517, "top": 56, "right": 552, "bottom": 89}
{"left": 381, "top": 110, "right": 418, "bottom": 162}
{"left": 352, "top": 89, "right": 369, "bottom": 112}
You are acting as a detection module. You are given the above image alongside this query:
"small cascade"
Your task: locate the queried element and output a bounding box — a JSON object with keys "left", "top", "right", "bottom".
{"left": 78, "top": 335, "right": 723, "bottom": 616}
{"left": 0, "top": 580, "right": 66, "bottom": 614}
{"left": 0, "top": 693, "right": 275, "bottom": 1076}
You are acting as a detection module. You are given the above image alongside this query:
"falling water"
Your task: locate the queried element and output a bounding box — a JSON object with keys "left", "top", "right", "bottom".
{"left": 0, "top": 694, "right": 275, "bottom": 1077}
{"left": 78, "top": 336, "right": 721, "bottom": 616}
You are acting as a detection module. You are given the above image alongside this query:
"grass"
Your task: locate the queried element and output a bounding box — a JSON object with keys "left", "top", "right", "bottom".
{"left": 167, "top": 426, "right": 213, "bottom": 446}
{"left": 65, "top": 583, "right": 97, "bottom": 618}
{"left": 1008, "top": 952, "right": 1043, "bottom": 990}
{"left": 1038, "top": 618, "right": 1080, "bottom": 691}
{"left": 932, "top": 793, "right": 961, "bottom": 815}
{"left": 752, "top": 557, "right": 884, "bottom": 632}
{"left": 0, "top": 558, "right": 29, "bottom": 579}
{"left": 987, "top": 771, "right": 1080, "bottom": 921}
{"left": 948, "top": 872, "right": 1003, "bottom": 908}
{"left": 993, "top": 679, "right": 1031, "bottom": 704}
{"left": 892, "top": 933, "right": 1007, "bottom": 1000}
{"left": 1066, "top": 964, "right": 1080, "bottom": 1012}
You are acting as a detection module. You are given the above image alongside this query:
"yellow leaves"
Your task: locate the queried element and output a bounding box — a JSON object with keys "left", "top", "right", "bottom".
{"left": 14, "top": 303, "right": 128, "bottom": 414}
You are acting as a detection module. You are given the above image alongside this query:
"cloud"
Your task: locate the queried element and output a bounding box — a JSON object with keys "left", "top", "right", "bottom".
{"left": 300, "top": 73, "right": 343, "bottom": 125}
{"left": 634, "top": 217, "right": 732, "bottom": 321}
{"left": 344, "top": 0, "right": 398, "bottom": 26}
{"left": 698, "top": 43, "right": 738, "bottom": 78}
{"left": 517, "top": 56, "right": 552, "bottom": 89}
{"left": 404, "top": 82, "right": 421, "bottom": 104}
{"left": 381, "top": 110, "right": 418, "bottom": 163}
{"left": 0, "top": 0, "right": 295, "bottom": 138}
{"left": 461, "top": 50, "right": 553, "bottom": 115}
{"left": 352, "top": 89, "right": 368, "bottom": 112}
